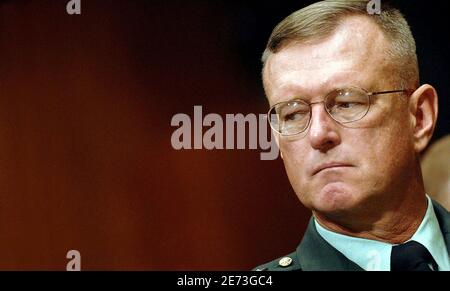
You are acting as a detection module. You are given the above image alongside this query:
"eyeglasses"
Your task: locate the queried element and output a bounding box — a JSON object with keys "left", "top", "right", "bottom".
{"left": 268, "top": 87, "right": 413, "bottom": 136}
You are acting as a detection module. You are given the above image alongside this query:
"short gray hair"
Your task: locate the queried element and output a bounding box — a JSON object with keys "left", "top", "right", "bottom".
{"left": 262, "top": 0, "right": 419, "bottom": 88}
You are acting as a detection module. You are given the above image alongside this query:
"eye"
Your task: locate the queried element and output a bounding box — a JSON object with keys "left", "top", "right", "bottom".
{"left": 285, "top": 112, "right": 302, "bottom": 121}
{"left": 329, "top": 89, "right": 368, "bottom": 111}
{"left": 283, "top": 110, "right": 308, "bottom": 122}
{"left": 336, "top": 101, "right": 362, "bottom": 109}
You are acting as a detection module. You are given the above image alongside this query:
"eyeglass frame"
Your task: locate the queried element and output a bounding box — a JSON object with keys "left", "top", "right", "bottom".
{"left": 267, "top": 86, "right": 415, "bottom": 136}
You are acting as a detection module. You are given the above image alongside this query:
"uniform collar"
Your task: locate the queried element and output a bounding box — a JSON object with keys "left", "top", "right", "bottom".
{"left": 296, "top": 218, "right": 363, "bottom": 271}
{"left": 313, "top": 196, "right": 450, "bottom": 270}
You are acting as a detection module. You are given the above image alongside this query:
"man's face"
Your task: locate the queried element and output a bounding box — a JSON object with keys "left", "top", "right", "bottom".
{"left": 264, "top": 16, "right": 417, "bottom": 218}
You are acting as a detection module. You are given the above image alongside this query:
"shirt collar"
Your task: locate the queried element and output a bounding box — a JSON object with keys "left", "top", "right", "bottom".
{"left": 314, "top": 195, "right": 450, "bottom": 271}
{"left": 411, "top": 196, "right": 450, "bottom": 271}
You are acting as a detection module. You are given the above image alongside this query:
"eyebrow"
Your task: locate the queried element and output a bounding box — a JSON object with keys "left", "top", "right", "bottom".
{"left": 275, "top": 84, "right": 354, "bottom": 104}
{"left": 273, "top": 71, "right": 365, "bottom": 101}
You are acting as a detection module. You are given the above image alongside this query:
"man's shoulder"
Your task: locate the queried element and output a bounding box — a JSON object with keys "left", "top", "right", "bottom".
{"left": 252, "top": 250, "right": 302, "bottom": 271}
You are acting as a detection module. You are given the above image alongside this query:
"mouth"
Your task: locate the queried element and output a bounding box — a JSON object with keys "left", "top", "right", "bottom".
{"left": 312, "top": 162, "right": 353, "bottom": 176}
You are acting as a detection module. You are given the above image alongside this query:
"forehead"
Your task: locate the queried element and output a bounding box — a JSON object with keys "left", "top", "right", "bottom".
{"left": 264, "top": 16, "right": 391, "bottom": 105}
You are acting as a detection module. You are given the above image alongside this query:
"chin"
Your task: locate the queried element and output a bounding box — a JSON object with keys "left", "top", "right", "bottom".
{"left": 312, "top": 182, "right": 357, "bottom": 214}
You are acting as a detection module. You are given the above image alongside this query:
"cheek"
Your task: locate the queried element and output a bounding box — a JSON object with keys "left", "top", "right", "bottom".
{"left": 280, "top": 142, "right": 308, "bottom": 179}
{"left": 279, "top": 141, "right": 314, "bottom": 202}
{"left": 358, "top": 121, "right": 414, "bottom": 183}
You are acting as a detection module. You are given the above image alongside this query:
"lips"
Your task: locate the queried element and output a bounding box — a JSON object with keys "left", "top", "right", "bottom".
{"left": 312, "top": 162, "right": 353, "bottom": 176}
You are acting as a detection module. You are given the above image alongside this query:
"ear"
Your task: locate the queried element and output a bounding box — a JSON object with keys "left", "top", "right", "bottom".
{"left": 408, "top": 84, "right": 439, "bottom": 153}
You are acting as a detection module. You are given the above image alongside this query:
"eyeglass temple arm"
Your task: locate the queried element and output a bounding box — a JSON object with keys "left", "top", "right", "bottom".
{"left": 369, "top": 89, "right": 414, "bottom": 96}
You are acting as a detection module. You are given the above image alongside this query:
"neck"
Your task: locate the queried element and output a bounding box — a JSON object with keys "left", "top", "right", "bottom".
{"left": 313, "top": 190, "right": 428, "bottom": 244}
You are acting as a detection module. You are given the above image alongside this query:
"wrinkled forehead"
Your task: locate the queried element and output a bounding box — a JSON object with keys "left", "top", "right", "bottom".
{"left": 264, "top": 16, "right": 392, "bottom": 105}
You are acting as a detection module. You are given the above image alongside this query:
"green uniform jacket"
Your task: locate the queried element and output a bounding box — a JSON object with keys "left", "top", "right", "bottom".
{"left": 254, "top": 200, "right": 450, "bottom": 271}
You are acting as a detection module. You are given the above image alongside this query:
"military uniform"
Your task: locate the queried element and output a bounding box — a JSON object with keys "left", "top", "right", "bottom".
{"left": 254, "top": 200, "right": 450, "bottom": 271}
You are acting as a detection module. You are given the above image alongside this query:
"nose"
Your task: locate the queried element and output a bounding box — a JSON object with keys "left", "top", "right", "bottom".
{"left": 308, "top": 103, "right": 341, "bottom": 152}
